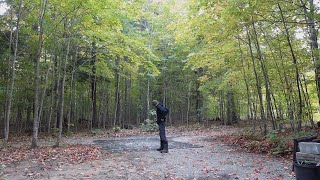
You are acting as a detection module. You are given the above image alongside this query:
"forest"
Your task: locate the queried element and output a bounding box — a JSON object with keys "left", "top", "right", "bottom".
{"left": 1, "top": 0, "right": 320, "bottom": 149}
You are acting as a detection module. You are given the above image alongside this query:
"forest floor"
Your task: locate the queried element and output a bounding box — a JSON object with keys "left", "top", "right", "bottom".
{"left": 0, "top": 124, "right": 296, "bottom": 180}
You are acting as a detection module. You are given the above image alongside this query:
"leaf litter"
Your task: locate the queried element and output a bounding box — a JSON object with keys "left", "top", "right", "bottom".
{"left": 0, "top": 124, "right": 295, "bottom": 179}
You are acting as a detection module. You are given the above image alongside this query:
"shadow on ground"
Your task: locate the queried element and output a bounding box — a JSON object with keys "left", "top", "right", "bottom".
{"left": 94, "top": 136, "right": 203, "bottom": 152}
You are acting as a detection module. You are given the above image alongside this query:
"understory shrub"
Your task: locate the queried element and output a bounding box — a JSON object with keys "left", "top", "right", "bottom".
{"left": 267, "top": 130, "right": 290, "bottom": 155}
{"left": 113, "top": 126, "right": 121, "bottom": 133}
{"left": 140, "top": 119, "right": 158, "bottom": 132}
{"left": 91, "top": 129, "right": 105, "bottom": 135}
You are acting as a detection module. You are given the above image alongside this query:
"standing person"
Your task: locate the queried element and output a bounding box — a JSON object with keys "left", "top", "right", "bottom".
{"left": 152, "top": 100, "right": 169, "bottom": 153}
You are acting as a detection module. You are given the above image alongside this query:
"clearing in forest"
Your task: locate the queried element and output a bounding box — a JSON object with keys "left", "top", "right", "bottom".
{"left": 1, "top": 126, "right": 295, "bottom": 180}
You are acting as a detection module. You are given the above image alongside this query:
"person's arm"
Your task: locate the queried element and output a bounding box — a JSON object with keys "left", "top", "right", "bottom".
{"left": 156, "top": 104, "right": 166, "bottom": 114}
{"left": 156, "top": 104, "right": 166, "bottom": 118}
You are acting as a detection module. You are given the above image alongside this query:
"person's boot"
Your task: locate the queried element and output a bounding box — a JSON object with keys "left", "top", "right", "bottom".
{"left": 161, "top": 141, "right": 168, "bottom": 153}
{"left": 157, "top": 140, "right": 164, "bottom": 151}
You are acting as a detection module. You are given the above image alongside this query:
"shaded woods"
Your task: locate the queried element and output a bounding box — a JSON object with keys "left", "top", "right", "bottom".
{"left": 1, "top": 0, "right": 320, "bottom": 148}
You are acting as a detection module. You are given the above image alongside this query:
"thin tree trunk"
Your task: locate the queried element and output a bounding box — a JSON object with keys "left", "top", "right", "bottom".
{"left": 163, "top": 79, "right": 167, "bottom": 106}
{"left": 226, "top": 91, "right": 233, "bottom": 125}
{"left": 3, "top": 5, "right": 14, "bottom": 145}
{"left": 246, "top": 24, "right": 267, "bottom": 136}
{"left": 219, "top": 91, "right": 225, "bottom": 124}
{"left": 67, "top": 67, "right": 74, "bottom": 132}
{"left": 48, "top": 92, "right": 54, "bottom": 134}
{"left": 31, "top": 0, "right": 47, "bottom": 148}
{"left": 16, "top": 107, "right": 23, "bottom": 135}
{"left": 124, "top": 75, "right": 129, "bottom": 127}
{"left": 91, "top": 43, "right": 97, "bottom": 130}
{"left": 302, "top": 74, "right": 314, "bottom": 127}
{"left": 101, "top": 80, "right": 107, "bottom": 129}
{"left": 3, "top": 0, "right": 23, "bottom": 147}
{"left": 301, "top": 0, "right": 320, "bottom": 110}
{"left": 195, "top": 72, "right": 202, "bottom": 123}
{"left": 128, "top": 76, "right": 132, "bottom": 125}
{"left": 238, "top": 38, "right": 252, "bottom": 121}
{"left": 4, "top": 6, "right": 14, "bottom": 113}
{"left": 251, "top": 21, "right": 274, "bottom": 131}
{"left": 218, "top": 65, "right": 225, "bottom": 123}
{"left": 113, "top": 58, "right": 120, "bottom": 128}
{"left": 147, "top": 78, "right": 150, "bottom": 119}
{"left": 53, "top": 29, "right": 61, "bottom": 133}
{"left": 162, "top": 47, "right": 167, "bottom": 106}
{"left": 47, "top": 32, "right": 58, "bottom": 134}
{"left": 257, "top": 28, "right": 279, "bottom": 129}
{"left": 277, "top": 39, "right": 295, "bottom": 130}
{"left": 278, "top": 2, "right": 303, "bottom": 131}
{"left": 260, "top": 29, "right": 289, "bottom": 127}
{"left": 26, "top": 105, "right": 32, "bottom": 131}
{"left": 186, "top": 81, "right": 192, "bottom": 128}
{"left": 252, "top": 95, "right": 258, "bottom": 133}
{"left": 55, "top": 23, "right": 71, "bottom": 147}
{"left": 38, "top": 54, "right": 52, "bottom": 133}
{"left": 144, "top": 11, "right": 153, "bottom": 120}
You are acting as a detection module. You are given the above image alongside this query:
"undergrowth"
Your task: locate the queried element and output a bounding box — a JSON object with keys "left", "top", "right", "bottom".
{"left": 140, "top": 119, "right": 158, "bottom": 132}
{"left": 219, "top": 127, "right": 318, "bottom": 158}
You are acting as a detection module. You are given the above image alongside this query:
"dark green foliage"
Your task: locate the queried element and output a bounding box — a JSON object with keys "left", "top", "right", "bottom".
{"left": 140, "top": 119, "right": 158, "bottom": 132}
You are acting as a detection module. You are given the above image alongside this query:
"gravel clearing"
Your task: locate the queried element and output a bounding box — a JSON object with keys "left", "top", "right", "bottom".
{"left": 91, "top": 135, "right": 294, "bottom": 180}
{"left": 54, "top": 135, "right": 294, "bottom": 179}
{"left": 1, "top": 128, "right": 296, "bottom": 180}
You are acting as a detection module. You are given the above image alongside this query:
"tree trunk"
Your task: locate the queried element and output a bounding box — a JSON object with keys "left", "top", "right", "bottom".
{"left": 226, "top": 91, "right": 237, "bottom": 125}
{"left": 31, "top": 0, "right": 47, "bottom": 148}
{"left": 50, "top": 27, "right": 59, "bottom": 134}
{"left": 301, "top": 0, "right": 320, "bottom": 110}
{"left": 3, "top": 5, "right": 14, "bottom": 146}
{"left": 55, "top": 22, "right": 71, "bottom": 147}
{"left": 91, "top": 43, "right": 97, "bottom": 130}
{"left": 251, "top": 21, "right": 275, "bottom": 131}
{"left": 54, "top": 74, "right": 61, "bottom": 131}
{"left": 3, "top": 0, "right": 23, "bottom": 147}
{"left": 219, "top": 90, "right": 225, "bottom": 124}
{"left": 147, "top": 78, "right": 150, "bottom": 120}
{"left": 259, "top": 29, "right": 289, "bottom": 128}
{"left": 278, "top": 2, "right": 303, "bottom": 131}
{"left": 67, "top": 59, "right": 76, "bottom": 133}
{"left": 246, "top": 24, "right": 267, "bottom": 136}
{"left": 195, "top": 70, "right": 202, "bottom": 123}
{"left": 124, "top": 75, "right": 129, "bottom": 127}
{"left": 300, "top": 0, "right": 319, "bottom": 127}
{"left": 238, "top": 38, "right": 252, "bottom": 121}
{"left": 38, "top": 52, "right": 52, "bottom": 134}
{"left": 277, "top": 40, "right": 295, "bottom": 130}
{"left": 302, "top": 74, "right": 314, "bottom": 127}
{"left": 101, "top": 80, "right": 107, "bottom": 129}
{"left": 128, "top": 76, "right": 132, "bottom": 126}
{"left": 186, "top": 81, "right": 192, "bottom": 127}
{"left": 16, "top": 107, "right": 22, "bottom": 135}
{"left": 113, "top": 58, "right": 121, "bottom": 128}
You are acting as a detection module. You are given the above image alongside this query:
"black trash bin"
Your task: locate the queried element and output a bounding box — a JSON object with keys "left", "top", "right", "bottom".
{"left": 294, "top": 162, "right": 320, "bottom": 180}
{"left": 293, "top": 136, "right": 320, "bottom": 180}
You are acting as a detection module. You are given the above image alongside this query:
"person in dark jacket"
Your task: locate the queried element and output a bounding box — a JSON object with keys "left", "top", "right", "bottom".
{"left": 152, "top": 100, "right": 168, "bottom": 153}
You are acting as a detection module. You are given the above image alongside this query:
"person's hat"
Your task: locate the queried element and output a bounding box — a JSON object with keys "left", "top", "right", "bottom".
{"left": 152, "top": 100, "right": 159, "bottom": 106}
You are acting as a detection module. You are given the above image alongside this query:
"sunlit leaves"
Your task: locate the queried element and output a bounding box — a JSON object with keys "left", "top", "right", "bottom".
{"left": 173, "top": 0, "right": 320, "bottom": 122}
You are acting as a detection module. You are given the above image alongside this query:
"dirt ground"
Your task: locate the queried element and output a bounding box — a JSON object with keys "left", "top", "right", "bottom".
{"left": 0, "top": 126, "right": 295, "bottom": 180}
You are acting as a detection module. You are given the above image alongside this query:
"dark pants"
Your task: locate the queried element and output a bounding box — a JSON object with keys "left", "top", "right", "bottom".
{"left": 158, "top": 121, "right": 167, "bottom": 141}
